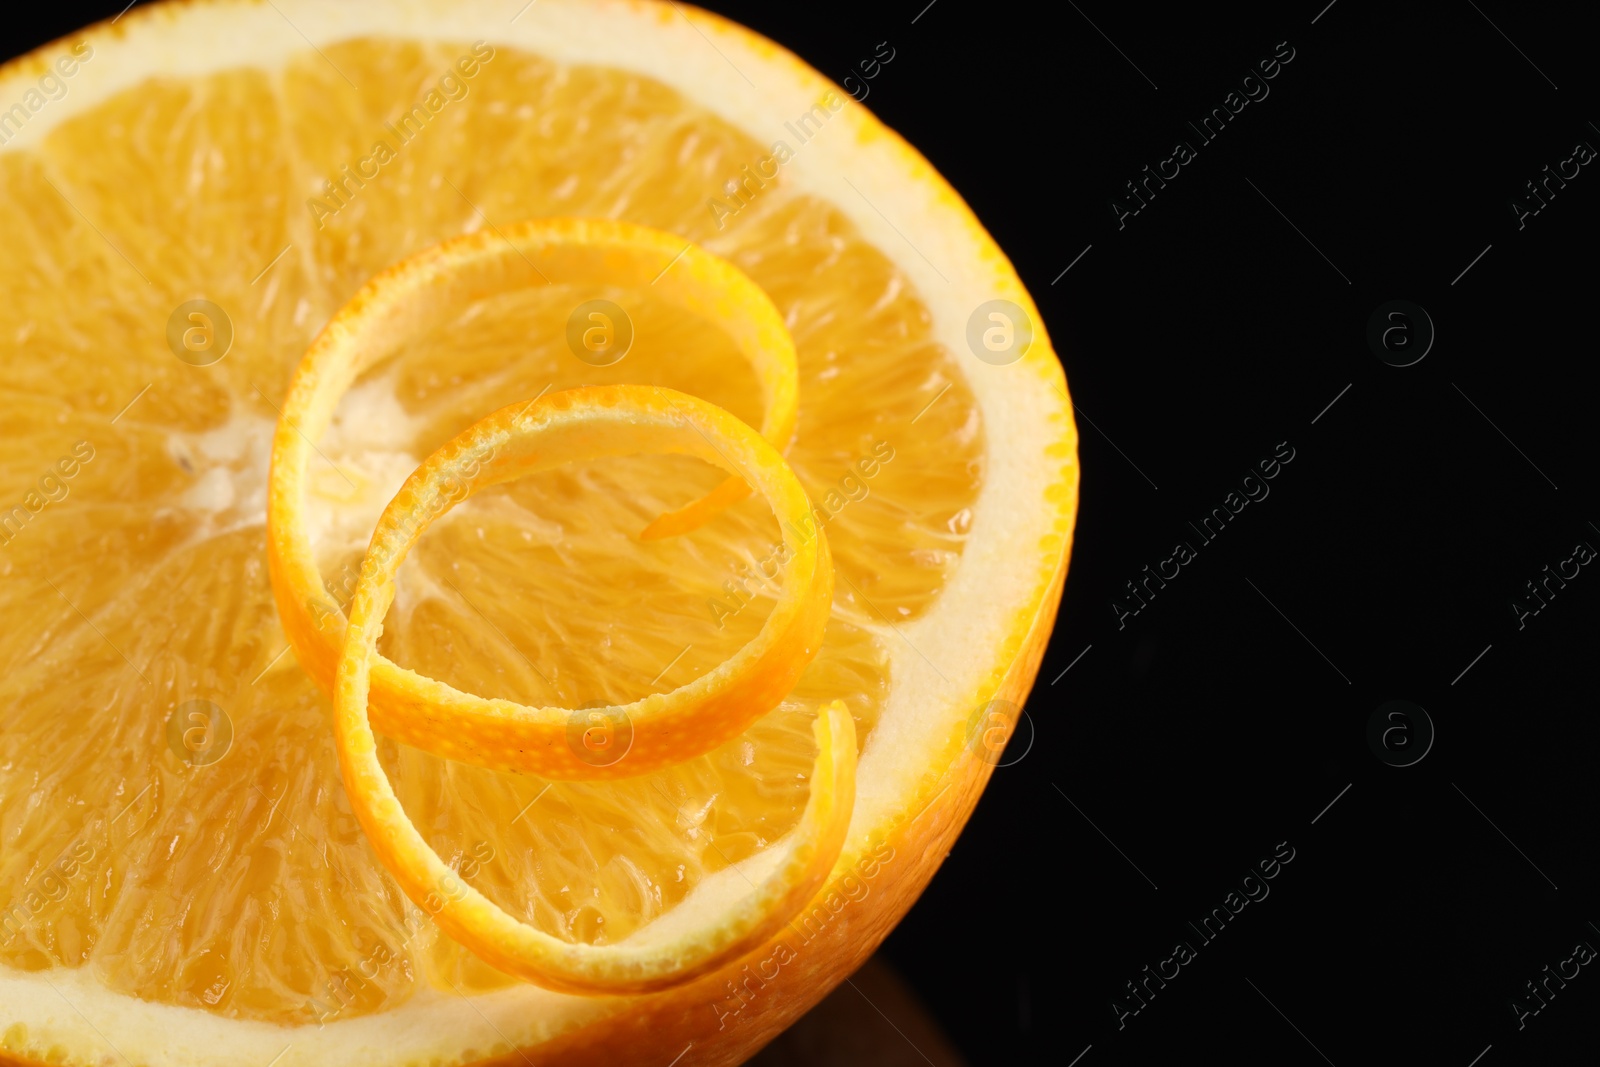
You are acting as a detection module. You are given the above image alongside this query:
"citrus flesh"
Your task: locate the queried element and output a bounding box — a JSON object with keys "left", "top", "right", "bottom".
{"left": 0, "top": 2, "right": 1078, "bottom": 1065}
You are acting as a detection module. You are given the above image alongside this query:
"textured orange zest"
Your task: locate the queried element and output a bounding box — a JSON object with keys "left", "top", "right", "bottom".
{"left": 267, "top": 218, "right": 808, "bottom": 778}
{"left": 275, "top": 380, "right": 832, "bottom": 782}
{"left": 332, "top": 386, "right": 855, "bottom": 993}
{"left": 639, "top": 468, "right": 757, "bottom": 541}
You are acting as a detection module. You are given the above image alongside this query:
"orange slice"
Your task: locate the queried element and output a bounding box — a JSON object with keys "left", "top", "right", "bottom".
{"left": 268, "top": 219, "right": 818, "bottom": 778}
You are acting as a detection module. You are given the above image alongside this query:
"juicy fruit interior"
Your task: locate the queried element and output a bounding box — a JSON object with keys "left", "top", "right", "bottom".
{"left": 0, "top": 39, "right": 982, "bottom": 1022}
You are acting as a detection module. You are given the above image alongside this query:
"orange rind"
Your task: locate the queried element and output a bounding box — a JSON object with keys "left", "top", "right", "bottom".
{"left": 267, "top": 219, "right": 807, "bottom": 777}
{"left": 332, "top": 386, "right": 855, "bottom": 992}
{"left": 280, "top": 379, "right": 832, "bottom": 781}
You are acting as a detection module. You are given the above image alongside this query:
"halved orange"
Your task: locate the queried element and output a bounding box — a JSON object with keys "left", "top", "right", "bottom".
{"left": 0, "top": 2, "right": 1078, "bottom": 1065}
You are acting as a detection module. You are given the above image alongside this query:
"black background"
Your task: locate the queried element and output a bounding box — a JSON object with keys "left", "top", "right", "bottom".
{"left": 7, "top": 3, "right": 1598, "bottom": 1065}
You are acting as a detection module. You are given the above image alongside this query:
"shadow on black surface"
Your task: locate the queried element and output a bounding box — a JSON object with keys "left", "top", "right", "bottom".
{"left": 749, "top": 955, "right": 968, "bottom": 1067}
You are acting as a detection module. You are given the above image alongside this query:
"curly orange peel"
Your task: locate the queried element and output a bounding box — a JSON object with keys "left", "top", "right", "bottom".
{"left": 332, "top": 385, "right": 854, "bottom": 993}
{"left": 267, "top": 219, "right": 806, "bottom": 777}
